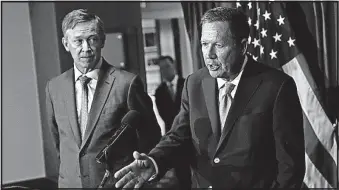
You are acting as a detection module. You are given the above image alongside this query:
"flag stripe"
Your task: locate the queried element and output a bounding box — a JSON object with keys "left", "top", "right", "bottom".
{"left": 282, "top": 54, "right": 338, "bottom": 188}
{"left": 304, "top": 152, "right": 333, "bottom": 188}
{"left": 303, "top": 111, "right": 338, "bottom": 187}
{"left": 282, "top": 54, "right": 336, "bottom": 155}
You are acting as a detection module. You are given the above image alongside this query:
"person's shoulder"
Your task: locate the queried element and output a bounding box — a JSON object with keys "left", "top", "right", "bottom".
{"left": 155, "top": 82, "right": 166, "bottom": 94}
{"left": 47, "top": 67, "right": 73, "bottom": 87}
{"left": 250, "top": 59, "right": 292, "bottom": 82}
{"left": 188, "top": 67, "right": 209, "bottom": 80}
{"left": 103, "top": 61, "right": 136, "bottom": 82}
{"left": 113, "top": 67, "right": 136, "bottom": 80}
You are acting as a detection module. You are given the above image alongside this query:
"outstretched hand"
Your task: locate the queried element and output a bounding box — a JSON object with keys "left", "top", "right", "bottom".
{"left": 114, "top": 151, "right": 156, "bottom": 188}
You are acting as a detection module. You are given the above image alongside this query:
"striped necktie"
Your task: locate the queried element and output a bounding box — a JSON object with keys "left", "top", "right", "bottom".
{"left": 219, "top": 82, "right": 235, "bottom": 131}
{"left": 79, "top": 75, "right": 91, "bottom": 141}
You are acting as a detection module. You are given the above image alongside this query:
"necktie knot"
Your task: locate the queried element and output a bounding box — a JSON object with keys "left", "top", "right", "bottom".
{"left": 79, "top": 75, "right": 91, "bottom": 85}
{"left": 223, "top": 82, "right": 235, "bottom": 95}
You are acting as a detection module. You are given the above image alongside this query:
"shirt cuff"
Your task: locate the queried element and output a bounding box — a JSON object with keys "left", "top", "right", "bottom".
{"left": 147, "top": 155, "right": 159, "bottom": 181}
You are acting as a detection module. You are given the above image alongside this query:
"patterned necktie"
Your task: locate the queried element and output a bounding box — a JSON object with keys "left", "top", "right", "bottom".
{"left": 79, "top": 75, "right": 91, "bottom": 141}
{"left": 219, "top": 82, "right": 235, "bottom": 131}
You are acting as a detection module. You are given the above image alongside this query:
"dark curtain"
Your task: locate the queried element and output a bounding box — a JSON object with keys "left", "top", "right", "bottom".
{"left": 181, "top": 2, "right": 220, "bottom": 71}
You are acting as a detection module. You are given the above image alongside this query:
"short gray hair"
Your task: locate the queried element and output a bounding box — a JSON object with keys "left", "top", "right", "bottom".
{"left": 62, "top": 9, "right": 105, "bottom": 41}
{"left": 201, "top": 7, "right": 249, "bottom": 43}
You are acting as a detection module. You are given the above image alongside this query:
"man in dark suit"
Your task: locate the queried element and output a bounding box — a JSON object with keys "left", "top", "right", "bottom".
{"left": 45, "top": 9, "right": 161, "bottom": 188}
{"left": 154, "top": 56, "right": 185, "bottom": 133}
{"left": 114, "top": 7, "right": 305, "bottom": 189}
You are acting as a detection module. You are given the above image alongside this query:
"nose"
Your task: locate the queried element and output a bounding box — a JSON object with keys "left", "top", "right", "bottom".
{"left": 207, "top": 45, "right": 217, "bottom": 59}
{"left": 81, "top": 40, "right": 91, "bottom": 51}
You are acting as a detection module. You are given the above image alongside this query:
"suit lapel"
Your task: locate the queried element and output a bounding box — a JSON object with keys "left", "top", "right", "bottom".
{"left": 175, "top": 78, "right": 184, "bottom": 103}
{"left": 63, "top": 69, "right": 82, "bottom": 148}
{"left": 216, "top": 60, "right": 263, "bottom": 153}
{"left": 81, "top": 61, "right": 116, "bottom": 150}
{"left": 202, "top": 75, "right": 221, "bottom": 141}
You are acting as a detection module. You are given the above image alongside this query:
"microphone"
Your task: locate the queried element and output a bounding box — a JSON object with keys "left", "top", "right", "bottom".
{"left": 96, "top": 110, "right": 141, "bottom": 188}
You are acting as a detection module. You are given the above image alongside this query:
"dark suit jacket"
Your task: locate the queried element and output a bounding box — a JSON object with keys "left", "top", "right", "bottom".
{"left": 154, "top": 77, "right": 191, "bottom": 188}
{"left": 45, "top": 60, "right": 161, "bottom": 188}
{"left": 149, "top": 58, "right": 305, "bottom": 188}
{"left": 155, "top": 77, "right": 185, "bottom": 132}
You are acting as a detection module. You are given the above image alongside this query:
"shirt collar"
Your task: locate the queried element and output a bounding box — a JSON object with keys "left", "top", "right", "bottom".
{"left": 217, "top": 55, "right": 248, "bottom": 89}
{"left": 167, "top": 74, "right": 178, "bottom": 86}
{"left": 74, "top": 57, "right": 103, "bottom": 81}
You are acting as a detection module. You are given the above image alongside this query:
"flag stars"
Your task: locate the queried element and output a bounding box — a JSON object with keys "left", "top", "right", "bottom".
{"left": 287, "top": 37, "right": 296, "bottom": 47}
{"left": 248, "top": 17, "right": 252, "bottom": 26}
{"left": 252, "top": 55, "right": 258, "bottom": 61}
{"left": 269, "top": 49, "right": 278, "bottom": 59}
{"left": 273, "top": 32, "right": 282, "bottom": 42}
{"left": 236, "top": 2, "right": 242, "bottom": 8}
{"left": 277, "top": 15, "right": 285, "bottom": 25}
{"left": 263, "top": 10, "right": 271, "bottom": 21}
{"left": 252, "top": 38, "right": 260, "bottom": 48}
{"left": 261, "top": 28, "right": 268, "bottom": 38}
{"left": 260, "top": 45, "right": 264, "bottom": 55}
{"left": 248, "top": 2, "right": 252, "bottom": 10}
{"left": 254, "top": 20, "right": 260, "bottom": 30}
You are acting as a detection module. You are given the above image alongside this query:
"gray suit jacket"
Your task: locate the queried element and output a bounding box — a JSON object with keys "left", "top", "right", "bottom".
{"left": 46, "top": 60, "right": 161, "bottom": 188}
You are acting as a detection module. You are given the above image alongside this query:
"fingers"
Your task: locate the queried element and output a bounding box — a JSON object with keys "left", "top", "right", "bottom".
{"left": 133, "top": 151, "right": 141, "bottom": 159}
{"left": 114, "top": 162, "right": 132, "bottom": 179}
{"left": 116, "top": 171, "right": 145, "bottom": 189}
{"left": 122, "top": 174, "right": 140, "bottom": 188}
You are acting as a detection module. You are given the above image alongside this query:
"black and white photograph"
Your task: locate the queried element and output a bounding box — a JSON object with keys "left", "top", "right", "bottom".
{"left": 1, "top": 1, "right": 338, "bottom": 189}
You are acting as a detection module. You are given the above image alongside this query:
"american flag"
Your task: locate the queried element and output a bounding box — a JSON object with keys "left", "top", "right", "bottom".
{"left": 237, "top": 1, "right": 338, "bottom": 188}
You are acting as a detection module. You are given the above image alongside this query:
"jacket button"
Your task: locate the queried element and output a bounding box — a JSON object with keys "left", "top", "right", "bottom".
{"left": 213, "top": 157, "right": 220, "bottom": 164}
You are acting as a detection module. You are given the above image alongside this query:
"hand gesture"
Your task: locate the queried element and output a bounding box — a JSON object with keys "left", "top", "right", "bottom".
{"left": 114, "top": 151, "right": 156, "bottom": 188}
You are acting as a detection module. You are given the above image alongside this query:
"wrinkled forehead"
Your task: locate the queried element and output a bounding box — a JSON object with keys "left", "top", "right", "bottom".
{"left": 202, "top": 22, "right": 232, "bottom": 39}
{"left": 65, "top": 21, "right": 100, "bottom": 37}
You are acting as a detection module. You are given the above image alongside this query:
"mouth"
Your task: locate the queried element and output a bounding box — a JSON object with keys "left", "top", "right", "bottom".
{"left": 80, "top": 56, "right": 94, "bottom": 59}
{"left": 207, "top": 63, "right": 220, "bottom": 71}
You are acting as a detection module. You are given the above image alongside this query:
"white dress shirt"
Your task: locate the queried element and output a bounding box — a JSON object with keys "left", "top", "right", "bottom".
{"left": 74, "top": 57, "right": 102, "bottom": 130}
{"left": 166, "top": 74, "right": 179, "bottom": 96}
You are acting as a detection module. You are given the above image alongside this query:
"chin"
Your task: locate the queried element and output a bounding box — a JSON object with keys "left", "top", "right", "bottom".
{"left": 208, "top": 70, "right": 222, "bottom": 78}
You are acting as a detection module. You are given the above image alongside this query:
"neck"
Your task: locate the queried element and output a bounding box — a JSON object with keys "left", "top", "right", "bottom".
{"left": 222, "top": 56, "right": 245, "bottom": 82}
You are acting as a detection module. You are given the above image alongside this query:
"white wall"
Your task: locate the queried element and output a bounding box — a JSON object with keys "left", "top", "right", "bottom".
{"left": 29, "top": 2, "right": 62, "bottom": 181}
{"left": 2, "top": 2, "right": 45, "bottom": 184}
{"left": 159, "top": 19, "right": 176, "bottom": 59}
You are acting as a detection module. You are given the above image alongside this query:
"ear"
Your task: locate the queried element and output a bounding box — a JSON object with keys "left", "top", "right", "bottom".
{"left": 62, "top": 37, "right": 70, "bottom": 52}
{"left": 240, "top": 38, "right": 248, "bottom": 56}
{"left": 100, "top": 35, "right": 106, "bottom": 48}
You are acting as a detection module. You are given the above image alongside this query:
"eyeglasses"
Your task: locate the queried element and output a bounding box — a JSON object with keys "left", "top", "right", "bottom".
{"left": 70, "top": 36, "right": 101, "bottom": 47}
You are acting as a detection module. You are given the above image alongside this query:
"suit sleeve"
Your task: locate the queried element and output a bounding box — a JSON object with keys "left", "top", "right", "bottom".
{"left": 154, "top": 87, "right": 170, "bottom": 126}
{"left": 45, "top": 81, "right": 60, "bottom": 170}
{"left": 127, "top": 75, "right": 161, "bottom": 153}
{"left": 272, "top": 78, "right": 305, "bottom": 188}
{"left": 148, "top": 76, "right": 193, "bottom": 178}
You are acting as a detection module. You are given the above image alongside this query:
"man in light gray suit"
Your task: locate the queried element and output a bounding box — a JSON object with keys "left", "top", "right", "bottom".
{"left": 45, "top": 9, "right": 161, "bottom": 188}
